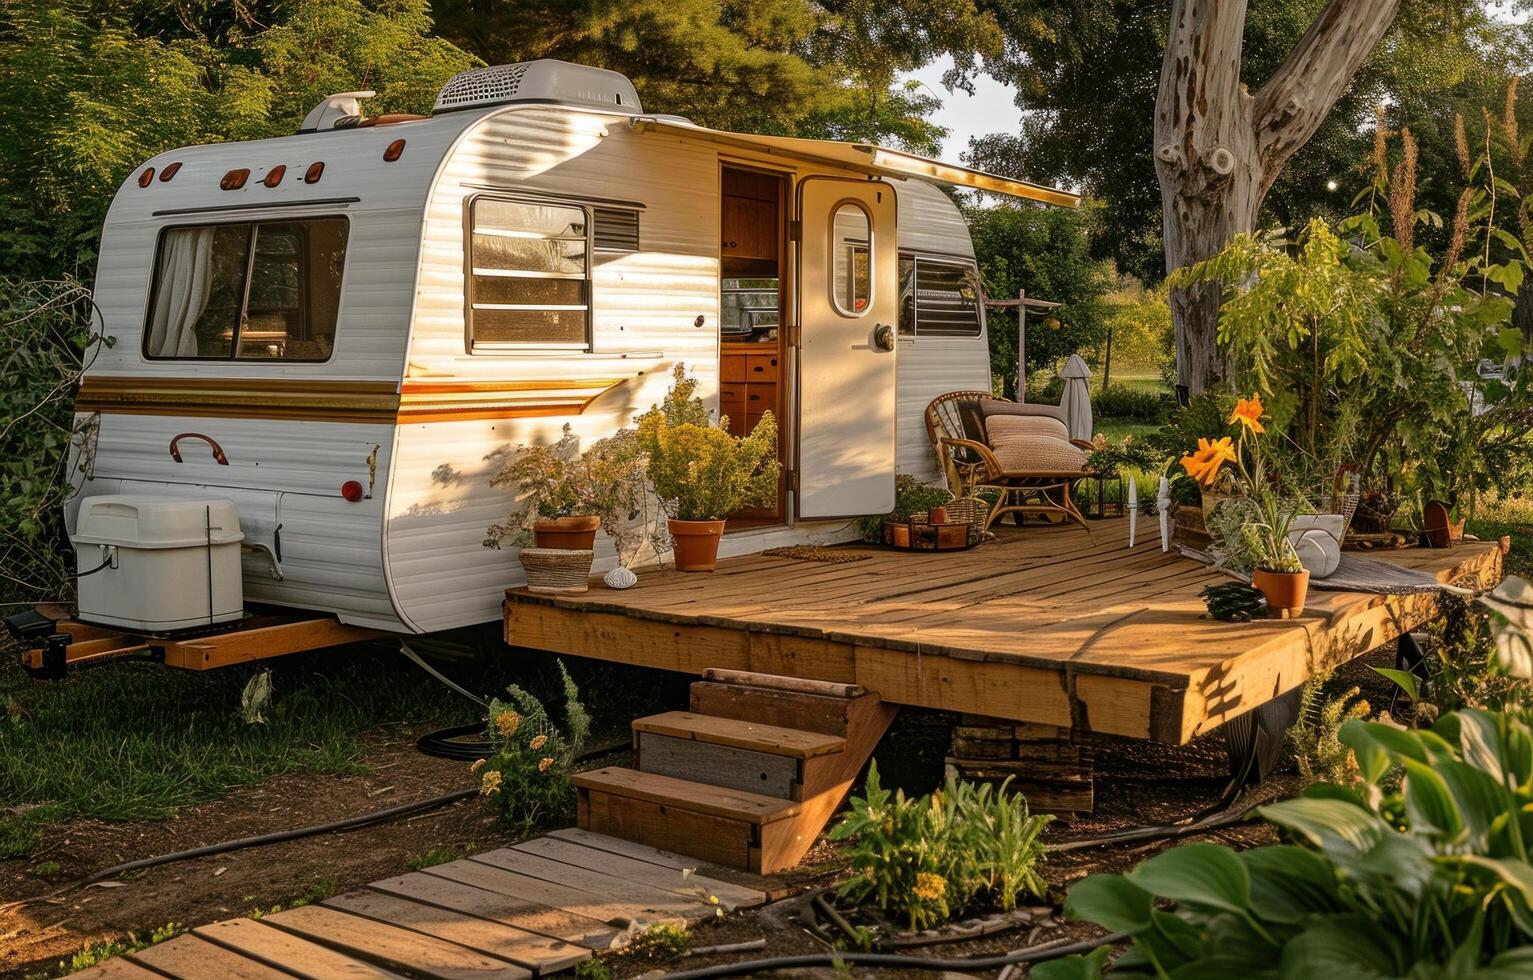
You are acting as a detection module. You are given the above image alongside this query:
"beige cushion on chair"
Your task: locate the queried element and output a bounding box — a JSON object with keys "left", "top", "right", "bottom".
{"left": 985, "top": 415, "right": 1088, "bottom": 473}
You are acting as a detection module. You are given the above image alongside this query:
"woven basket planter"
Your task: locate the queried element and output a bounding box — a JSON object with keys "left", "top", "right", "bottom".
{"left": 518, "top": 548, "right": 594, "bottom": 594}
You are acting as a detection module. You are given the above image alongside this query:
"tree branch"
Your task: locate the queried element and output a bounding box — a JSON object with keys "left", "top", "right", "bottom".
{"left": 1250, "top": 0, "right": 1400, "bottom": 189}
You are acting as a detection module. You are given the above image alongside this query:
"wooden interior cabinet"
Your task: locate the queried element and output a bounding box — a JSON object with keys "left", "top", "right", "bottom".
{"left": 721, "top": 169, "right": 781, "bottom": 269}
{"left": 719, "top": 344, "right": 778, "bottom": 437}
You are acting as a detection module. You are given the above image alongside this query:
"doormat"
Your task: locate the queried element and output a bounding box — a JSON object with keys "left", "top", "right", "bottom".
{"left": 762, "top": 546, "right": 871, "bottom": 564}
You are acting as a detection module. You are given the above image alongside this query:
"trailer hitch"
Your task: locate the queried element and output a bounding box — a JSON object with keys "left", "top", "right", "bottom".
{"left": 4, "top": 608, "right": 73, "bottom": 680}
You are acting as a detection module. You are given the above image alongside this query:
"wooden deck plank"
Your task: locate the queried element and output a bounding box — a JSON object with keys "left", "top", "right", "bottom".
{"left": 511, "top": 837, "right": 765, "bottom": 909}
{"left": 194, "top": 918, "right": 405, "bottom": 979}
{"left": 265, "top": 903, "right": 530, "bottom": 979}
{"left": 422, "top": 859, "right": 686, "bottom": 930}
{"left": 466, "top": 848, "right": 711, "bottom": 919}
{"left": 129, "top": 934, "right": 292, "bottom": 979}
{"left": 366, "top": 872, "right": 626, "bottom": 950}
{"left": 506, "top": 520, "right": 1506, "bottom": 742}
{"left": 325, "top": 891, "right": 590, "bottom": 974}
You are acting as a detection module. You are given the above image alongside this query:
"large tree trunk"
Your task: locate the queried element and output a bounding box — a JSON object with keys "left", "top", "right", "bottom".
{"left": 1156, "top": 0, "right": 1401, "bottom": 397}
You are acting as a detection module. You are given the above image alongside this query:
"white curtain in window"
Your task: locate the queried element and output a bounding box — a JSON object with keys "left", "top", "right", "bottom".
{"left": 146, "top": 227, "right": 217, "bottom": 357}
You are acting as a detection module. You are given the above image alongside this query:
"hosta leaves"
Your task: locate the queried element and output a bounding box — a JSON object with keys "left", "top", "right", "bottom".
{"left": 1261, "top": 796, "right": 1387, "bottom": 855}
{"left": 1064, "top": 873, "right": 1152, "bottom": 932}
{"left": 1128, "top": 843, "right": 1250, "bottom": 915}
{"left": 1239, "top": 846, "right": 1340, "bottom": 922}
{"left": 1279, "top": 916, "right": 1406, "bottom": 978}
{"left": 1028, "top": 945, "right": 1111, "bottom": 980}
{"left": 1400, "top": 758, "right": 1464, "bottom": 838}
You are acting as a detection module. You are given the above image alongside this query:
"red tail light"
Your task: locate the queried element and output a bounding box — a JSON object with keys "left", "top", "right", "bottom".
{"left": 384, "top": 139, "right": 406, "bottom": 162}
{"left": 340, "top": 480, "right": 364, "bottom": 502}
{"left": 137, "top": 167, "right": 155, "bottom": 188}
{"left": 159, "top": 162, "right": 182, "bottom": 182}
{"left": 304, "top": 162, "right": 324, "bottom": 184}
{"left": 263, "top": 165, "right": 287, "bottom": 187}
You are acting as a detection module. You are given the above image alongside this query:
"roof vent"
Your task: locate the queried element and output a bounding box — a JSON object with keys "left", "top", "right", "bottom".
{"left": 433, "top": 60, "right": 642, "bottom": 115}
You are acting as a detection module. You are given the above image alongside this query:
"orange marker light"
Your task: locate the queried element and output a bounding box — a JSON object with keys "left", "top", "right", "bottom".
{"left": 138, "top": 167, "right": 155, "bottom": 188}
{"left": 159, "top": 162, "right": 182, "bottom": 181}
{"left": 384, "top": 139, "right": 406, "bottom": 162}
{"left": 263, "top": 165, "right": 287, "bottom": 188}
{"left": 220, "top": 168, "right": 250, "bottom": 191}
{"left": 304, "top": 162, "right": 324, "bottom": 184}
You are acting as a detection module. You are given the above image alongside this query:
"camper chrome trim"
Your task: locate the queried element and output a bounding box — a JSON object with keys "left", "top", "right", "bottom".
{"left": 153, "top": 197, "right": 361, "bottom": 217}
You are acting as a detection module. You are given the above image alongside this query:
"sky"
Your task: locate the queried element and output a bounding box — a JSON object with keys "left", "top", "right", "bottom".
{"left": 902, "top": 56, "right": 1021, "bottom": 163}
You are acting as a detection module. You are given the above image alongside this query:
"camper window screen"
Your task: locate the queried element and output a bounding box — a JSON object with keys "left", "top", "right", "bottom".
{"left": 900, "top": 257, "right": 981, "bottom": 338}
{"left": 144, "top": 218, "right": 348, "bottom": 361}
{"left": 469, "top": 198, "right": 590, "bottom": 349}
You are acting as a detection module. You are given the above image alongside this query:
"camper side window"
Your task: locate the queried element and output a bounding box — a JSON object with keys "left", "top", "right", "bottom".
{"left": 899, "top": 256, "right": 982, "bottom": 339}
{"left": 468, "top": 197, "right": 590, "bottom": 351}
{"left": 143, "top": 218, "right": 348, "bottom": 361}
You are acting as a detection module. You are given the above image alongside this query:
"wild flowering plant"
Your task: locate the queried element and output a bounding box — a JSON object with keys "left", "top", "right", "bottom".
{"left": 484, "top": 424, "right": 594, "bottom": 548}
{"left": 474, "top": 661, "right": 590, "bottom": 833}
{"left": 829, "top": 762, "right": 1051, "bottom": 933}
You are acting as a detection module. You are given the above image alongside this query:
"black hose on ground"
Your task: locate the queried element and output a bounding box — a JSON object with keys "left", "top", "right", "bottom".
{"left": 657, "top": 931, "right": 1130, "bottom": 980}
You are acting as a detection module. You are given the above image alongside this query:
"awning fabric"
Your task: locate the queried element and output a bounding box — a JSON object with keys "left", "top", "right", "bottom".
{"left": 628, "top": 117, "right": 1080, "bottom": 208}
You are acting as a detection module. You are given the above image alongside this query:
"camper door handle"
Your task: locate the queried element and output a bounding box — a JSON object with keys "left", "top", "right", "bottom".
{"left": 170, "top": 433, "right": 229, "bottom": 465}
{"left": 873, "top": 323, "right": 895, "bottom": 352}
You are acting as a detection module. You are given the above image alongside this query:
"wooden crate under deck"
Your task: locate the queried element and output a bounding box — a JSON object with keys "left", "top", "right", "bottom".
{"left": 505, "top": 521, "right": 1507, "bottom": 746}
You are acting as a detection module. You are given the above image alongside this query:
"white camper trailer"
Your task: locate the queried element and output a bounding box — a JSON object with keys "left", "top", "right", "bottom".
{"left": 60, "top": 60, "right": 1078, "bottom": 651}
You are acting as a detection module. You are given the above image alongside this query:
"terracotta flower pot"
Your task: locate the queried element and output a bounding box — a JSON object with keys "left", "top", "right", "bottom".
{"left": 1422, "top": 500, "right": 1453, "bottom": 549}
{"left": 1252, "top": 567, "right": 1310, "bottom": 617}
{"left": 533, "top": 515, "right": 600, "bottom": 551}
{"left": 669, "top": 518, "right": 727, "bottom": 572}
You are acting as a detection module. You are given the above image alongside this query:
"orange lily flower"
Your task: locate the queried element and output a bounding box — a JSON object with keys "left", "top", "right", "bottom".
{"left": 1228, "top": 395, "right": 1266, "bottom": 434}
{"left": 1179, "top": 436, "right": 1237, "bottom": 488}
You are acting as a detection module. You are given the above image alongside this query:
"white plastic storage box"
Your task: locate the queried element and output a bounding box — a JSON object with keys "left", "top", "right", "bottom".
{"left": 72, "top": 495, "right": 245, "bottom": 631}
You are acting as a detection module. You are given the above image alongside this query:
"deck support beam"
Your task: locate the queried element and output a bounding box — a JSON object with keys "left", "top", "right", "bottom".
{"left": 946, "top": 717, "right": 1095, "bottom": 816}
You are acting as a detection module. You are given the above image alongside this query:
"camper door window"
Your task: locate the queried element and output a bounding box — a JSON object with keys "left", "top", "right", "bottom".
{"left": 830, "top": 202, "right": 872, "bottom": 317}
{"left": 468, "top": 196, "right": 591, "bottom": 351}
{"left": 897, "top": 256, "right": 982, "bottom": 339}
{"left": 143, "top": 218, "right": 348, "bottom": 361}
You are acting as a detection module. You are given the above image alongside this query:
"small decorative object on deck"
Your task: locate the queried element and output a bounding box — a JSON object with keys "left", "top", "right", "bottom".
{"left": 1127, "top": 476, "right": 1138, "bottom": 547}
{"left": 518, "top": 548, "right": 594, "bottom": 594}
{"left": 1200, "top": 582, "right": 1269, "bottom": 622}
{"left": 1081, "top": 434, "right": 1151, "bottom": 519}
{"left": 637, "top": 366, "right": 780, "bottom": 573}
{"left": 883, "top": 518, "right": 974, "bottom": 551}
{"left": 603, "top": 565, "right": 638, "bottom": 590}
{"left": 1157, "top": 476, "right": 1171, "bottom": 551}
{"left": 1423, "top": 499, "right": 1456, "bottom": 549}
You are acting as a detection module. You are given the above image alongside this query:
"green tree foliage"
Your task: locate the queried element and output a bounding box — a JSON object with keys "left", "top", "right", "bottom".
{"left": 0, "top": 0, "right": 476, "bottom": 282}
{"left": 963, "top": 200, "right": 1114, "bottom": 398}
{"left": 965, "top": 0, "right": 1530, "bottom": 284}
{"left": 427, "top": 0, "right": 1002, "bottom": 148}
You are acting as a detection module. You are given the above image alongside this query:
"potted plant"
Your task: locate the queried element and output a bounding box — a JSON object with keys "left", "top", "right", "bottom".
{"left": 1183, "top": 394, "right": 1311, "bottom": 616}
{"left": 485, "top": 425, "right": 601, "bottom": 551}
{"left": 855, "top": 475, "right": 953, "bottom": 547}
{"left": 636, "top": 366, "right": 779, "bottom": 572}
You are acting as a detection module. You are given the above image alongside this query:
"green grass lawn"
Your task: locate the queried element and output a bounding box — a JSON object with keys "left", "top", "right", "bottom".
{"left": 0, "top": 644, "right": 475, "bottom": 857}
{"left": 1468, "top": 496, "right": 1533, "bottom": 579}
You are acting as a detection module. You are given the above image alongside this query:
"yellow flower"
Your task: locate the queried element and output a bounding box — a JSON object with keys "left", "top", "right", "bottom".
{"left": 912, "top": 872, "right": 947, "bottom": 902}
{"left": 479, "top": 769, "right": 502, "bottom": 795}
{"left": 529, "top": 734, "right": 548, "bottom": 750}
{"left": 1179, "top": 437, "right": 1237, "bottom": 488}
{"left": 537, "top": 756, "right": 555, "bottom": 773}
{"left": 470, "top": 758, "right": 485, "bottom": 773}
{"left": 494, "top": 711, "right": 522, "bottom": 737}
{"left": 1227, "top": 395, "right": 1266, "bottom": 434}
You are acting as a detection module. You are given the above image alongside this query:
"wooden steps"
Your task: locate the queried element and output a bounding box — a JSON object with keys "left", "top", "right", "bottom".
{"left": 576, "top": 669, "right": 896, "bottom": 875}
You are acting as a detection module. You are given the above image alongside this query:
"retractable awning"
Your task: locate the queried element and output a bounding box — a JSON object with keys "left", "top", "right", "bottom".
{"left": 628, "top": 117, "right": 1080, "bottom": 208}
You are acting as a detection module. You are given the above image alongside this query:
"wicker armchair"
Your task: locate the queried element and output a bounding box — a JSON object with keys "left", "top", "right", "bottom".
{"left": 924, "top": 390, "right": 1095, "bottom": 533}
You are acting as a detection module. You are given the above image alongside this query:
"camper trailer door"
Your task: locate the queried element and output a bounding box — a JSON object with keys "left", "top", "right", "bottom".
{"left": 795, "top": 177, "right": 898, "bottom": 518}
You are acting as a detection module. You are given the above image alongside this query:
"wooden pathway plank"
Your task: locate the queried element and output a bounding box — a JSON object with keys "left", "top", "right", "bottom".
{"left": 129, "top": 934, "right": 292, "bottom": 979}
{"left": 544, "top": 828, "right": 787, "bottom": 899}
{"left": 467, "top": 848, "right": 709, "bottom": 920}
{"left": 367, "top": 872, "right": 625, "bottom": 950}
{"left": 266, "top": 903, "right": 529, "bottom": 980}
{"left": 64, "top": 958, "right": 163, "bottom": 980}
{"left": 423, "top": 859, "right": 686, "bottom": 931}
{"left": 325, "top": 891, "right": 590, "bottom": 975}
{"left": 195, "top": 918, "right": 404, "bottom": 979}
{"left": 511, "top": 837, "right": 764, "bottom": 909}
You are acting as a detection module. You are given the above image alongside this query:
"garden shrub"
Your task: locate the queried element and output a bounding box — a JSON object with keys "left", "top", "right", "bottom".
{"left": 855, "top": 474, "right": 953, "bottom": 543}
{"left": 1091, "top": 385, "right": 1173, "bottom": 423}
{"left": 1043, "top": 708, "right": 1533, "bottom": 977}
{"left": 1287, "top": 669, "right": 1370, "bottom": 786}
{"left": 475, "top": 660, "right": 590, "bottom": 833}
{"left": 830, "top": 762, "right": 1051, "bottom": 931}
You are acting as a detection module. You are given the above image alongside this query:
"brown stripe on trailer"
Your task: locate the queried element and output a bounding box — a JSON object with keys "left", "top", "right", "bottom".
{"left": 74, "top": 376, "right": 629, "bottom": 423}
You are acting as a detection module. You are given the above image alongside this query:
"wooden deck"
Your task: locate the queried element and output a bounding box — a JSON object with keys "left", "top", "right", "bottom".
{"left": 75, "top": 830, "right": 774, "bottom": 979}
{"left": 504, "top": 521, "right": 1507, "bottom": 744}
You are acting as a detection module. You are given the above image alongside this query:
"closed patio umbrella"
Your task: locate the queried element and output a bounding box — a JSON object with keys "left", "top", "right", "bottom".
{"left": 1059, "top": 354, "right": 1093, "bottom": 443}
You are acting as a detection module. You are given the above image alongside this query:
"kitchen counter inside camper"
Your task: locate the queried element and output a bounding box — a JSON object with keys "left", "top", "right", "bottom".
{"left": 503, "top": 520, "right": 1507, "bottom": 746}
